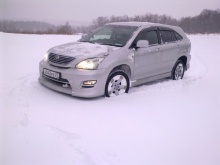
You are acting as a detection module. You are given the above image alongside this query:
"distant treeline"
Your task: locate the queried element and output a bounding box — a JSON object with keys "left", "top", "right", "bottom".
{"left": 0, "top": 21, "right": 72, "bottom": 34}
{"left": 0, "top": 9, "right": 219, "bottom": 35}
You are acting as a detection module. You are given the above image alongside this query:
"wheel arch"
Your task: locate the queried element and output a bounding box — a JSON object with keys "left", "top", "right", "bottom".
{"left": 171, "top": 58, "right": 185, "bottom": 80}
{"left": 108, "top": 64, "right": 131, "bottom": 78}
{"left": 105, "top": 66, "right": 130, "bottom": 97}
{"left": 178, "top": 56, "right": 187, "bottom": 68}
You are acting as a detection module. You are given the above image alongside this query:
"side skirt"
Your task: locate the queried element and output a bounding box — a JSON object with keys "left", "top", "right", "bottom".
{"left": 130, "top": 72, "right": 171, "bottom": 87}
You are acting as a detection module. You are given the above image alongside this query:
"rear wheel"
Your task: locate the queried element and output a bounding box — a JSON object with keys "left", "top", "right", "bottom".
{"left": 172, "top": 60, "right": 185, "bottom": 80}
{"left": 105, "top": 70, "right": 129, "bottom": 97}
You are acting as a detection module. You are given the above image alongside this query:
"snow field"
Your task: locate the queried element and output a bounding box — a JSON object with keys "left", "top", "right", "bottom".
{"left": 0, "top": 33, "right": 220, "bottom": 165}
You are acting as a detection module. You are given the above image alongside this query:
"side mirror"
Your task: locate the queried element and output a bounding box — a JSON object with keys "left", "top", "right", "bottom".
{"left": 136, "top": 40, "right": 149, "bottom": 48}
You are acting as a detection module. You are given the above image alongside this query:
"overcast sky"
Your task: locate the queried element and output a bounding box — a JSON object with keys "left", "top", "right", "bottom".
{"left": 1, "top": 0, "right": 220, "bottom": 25}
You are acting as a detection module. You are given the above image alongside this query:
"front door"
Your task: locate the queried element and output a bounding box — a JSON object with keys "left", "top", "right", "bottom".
{"left": 134, "top": 45, "right": 161, "bottom": 80}
{"left": 133, "top": 29, "right": 162, "bottom": 80}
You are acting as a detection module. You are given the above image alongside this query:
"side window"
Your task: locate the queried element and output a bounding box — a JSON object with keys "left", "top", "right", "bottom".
{"left": 159, "top": 30, "right": 172, "bottom": 43}
{"left": 145, "top": 31, "right": 159, "bottom": 45}
{"left": 170, "top": 31, "right": 177, "bottom": 42}
{"left": 136, "top": 30, "right": 146, "bottom": 41}
{"left": 134, "top": 30, "right": 158, "bottom": 46}
{"left": 174, "top": 31, "right": 183, "bottom": 41}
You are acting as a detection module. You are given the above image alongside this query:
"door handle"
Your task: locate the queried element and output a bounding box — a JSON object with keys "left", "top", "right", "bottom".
{"left": 148, "top": 48, "right": 160, "bottom": 52}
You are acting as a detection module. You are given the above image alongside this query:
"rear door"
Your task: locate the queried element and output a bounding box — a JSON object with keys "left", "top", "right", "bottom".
{"left": 158, "top": 28, "right": 180, "bottom": 73}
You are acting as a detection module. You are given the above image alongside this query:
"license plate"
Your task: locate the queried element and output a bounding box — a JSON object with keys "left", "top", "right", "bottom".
{"left": 43, "top": 69, "right": 60, "bottom": 79}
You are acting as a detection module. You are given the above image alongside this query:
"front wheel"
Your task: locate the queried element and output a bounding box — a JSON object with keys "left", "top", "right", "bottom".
{"left": 172, "top": 60, "right": 185, "bottom": 80}
{"left": 105, "top": 71, "right": 130, "bottom": 97}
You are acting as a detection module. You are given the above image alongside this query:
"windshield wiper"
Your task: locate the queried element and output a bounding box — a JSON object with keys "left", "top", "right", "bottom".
{"left": 100, "top": 43, "right": 123, "bottom": 47}
{"left": 80, "top": 41, "right": 98, "bottom": 44}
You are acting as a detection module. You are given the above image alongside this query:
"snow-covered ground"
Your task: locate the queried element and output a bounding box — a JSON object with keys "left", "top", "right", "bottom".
{"left": 0, "top": 33, "right": 219, "bottom": 165}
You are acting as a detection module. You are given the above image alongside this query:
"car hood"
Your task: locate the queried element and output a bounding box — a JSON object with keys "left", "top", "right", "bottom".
{"left": 49, "top": 42, "right": 120, "bottom": 58}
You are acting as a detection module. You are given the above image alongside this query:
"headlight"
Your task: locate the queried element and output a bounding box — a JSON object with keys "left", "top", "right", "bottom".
{"left": 44, "top": 52, "right": 49, "bottom": 61}
{"left": 76, "top": 58, "right": 104, "bottom": 70}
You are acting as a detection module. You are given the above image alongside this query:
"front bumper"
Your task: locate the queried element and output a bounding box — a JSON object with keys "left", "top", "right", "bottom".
{"left": 39, "top": 60, "right": 109, "bottom": 98}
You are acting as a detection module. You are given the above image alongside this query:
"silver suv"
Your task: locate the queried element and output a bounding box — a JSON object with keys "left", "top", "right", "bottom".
{"left": 39, "top": 22, "right": 191, "bottom": 97}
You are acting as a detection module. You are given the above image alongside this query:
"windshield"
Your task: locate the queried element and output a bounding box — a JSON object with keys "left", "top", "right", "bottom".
{"left": 80, "top": 25, "right": 138, "bottom": 47}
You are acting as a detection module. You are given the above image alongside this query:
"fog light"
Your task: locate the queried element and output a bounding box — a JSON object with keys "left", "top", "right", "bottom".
{"left": 83, "top": 80, "right": 97, "bottom": 85}
{"left": 82, "top": 80, "right": 97, "bottom": 88}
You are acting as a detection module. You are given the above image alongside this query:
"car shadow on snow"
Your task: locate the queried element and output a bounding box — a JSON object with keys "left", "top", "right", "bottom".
{"left": 39, "top": 83, "right": 104, "bottom": 101}
{"left": 39, "top": 74, "right": 199, "bottom": 100}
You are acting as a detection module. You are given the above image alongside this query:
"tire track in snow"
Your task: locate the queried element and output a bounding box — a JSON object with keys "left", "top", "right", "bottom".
{"left": 19, "top": 113, "right": 31, "bottom": 127}
{"left": 48, "top": 126, "right": 81, "bottom": 140}
{"left": 2, "top": 74, "right": 40, "bottom": 109}
{"left": 48, "top": 126, "right": 96, "bottom": 165}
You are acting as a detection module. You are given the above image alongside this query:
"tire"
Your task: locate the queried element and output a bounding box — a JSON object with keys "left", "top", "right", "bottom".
{"left": 172, "top": 60, "right": 185, "bottom": 80}
{"left": 105, "top": 70, "right": 130, "bottom": 97}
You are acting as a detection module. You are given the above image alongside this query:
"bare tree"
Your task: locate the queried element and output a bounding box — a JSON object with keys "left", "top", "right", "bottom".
{"left": 0, "top": 9, "right": 219, "bottom": 34}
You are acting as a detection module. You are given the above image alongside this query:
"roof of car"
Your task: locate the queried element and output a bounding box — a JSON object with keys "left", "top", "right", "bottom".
{"left": 107, "top": 22, "right": 176, "bottom": 28}
{"left": 106, "top": 22, "right": 186, "bottom": 39}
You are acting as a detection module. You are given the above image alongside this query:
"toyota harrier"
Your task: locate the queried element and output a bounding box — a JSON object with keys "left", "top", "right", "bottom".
{"left": 39, "top": 22, "right": 191, "bottom": 97}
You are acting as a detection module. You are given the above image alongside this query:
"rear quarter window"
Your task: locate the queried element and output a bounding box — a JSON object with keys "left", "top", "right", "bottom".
{"left": 160, "top": 30, "right": 183, "bottom": 43}
{"left": 173, "top": 31, "right": 183, "bottom": 41}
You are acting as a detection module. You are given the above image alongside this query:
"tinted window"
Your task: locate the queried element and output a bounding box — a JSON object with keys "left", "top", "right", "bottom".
{"left": 170, "top": 31, "right": 177, "bottom": 42}
{"left": 160, "top": 30, "right": 173, "bottom": 43}
{"left": 146, "top": 31, "right": 159, "bottom": 45}
{"left": 174, "top": 31, "right": 183, "bottom": 41}
{"left": 135, "top": 30, "right": 158, "bottom": 46}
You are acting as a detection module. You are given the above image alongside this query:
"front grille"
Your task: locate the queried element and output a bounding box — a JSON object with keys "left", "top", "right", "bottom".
{"left": 48, "top": 53, "right": 75, "bottom": 66}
